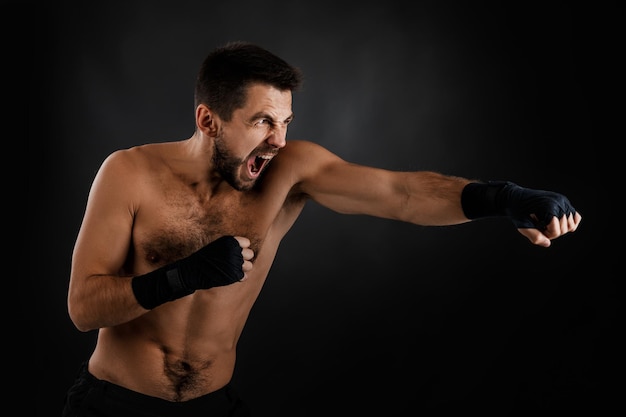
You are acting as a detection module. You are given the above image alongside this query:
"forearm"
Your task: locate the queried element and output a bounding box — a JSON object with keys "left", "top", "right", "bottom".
{"left": 395, "top": 171, "right": 472, "bottom": 226}
{"left": 68, "top": 274, "right": 149, "bottom": 332}
{"left": 68, "top": 236, "right": 246, "bottom": 331}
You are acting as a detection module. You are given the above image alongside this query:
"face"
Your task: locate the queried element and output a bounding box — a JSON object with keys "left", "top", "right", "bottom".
{"left": 213, "top": 84, "right": 294, "bottom": 191}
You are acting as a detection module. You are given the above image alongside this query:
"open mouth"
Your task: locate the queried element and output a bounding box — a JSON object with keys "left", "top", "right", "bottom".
{"left": 247, "top": 153, "right": 274, "bottom": 178}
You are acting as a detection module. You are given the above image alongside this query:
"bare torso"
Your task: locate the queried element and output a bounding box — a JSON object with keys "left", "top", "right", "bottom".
{"left": 88, "top": 140, "right": 307, "bottom": 402}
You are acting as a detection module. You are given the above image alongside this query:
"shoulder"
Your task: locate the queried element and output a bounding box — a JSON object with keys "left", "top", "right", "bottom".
{"left": 263, "top": 140, "right": 348, "bottom": 197}
{"left": 99, "top": 142, "right": 171, "bottom": 176}
{"left": 91, "top": 143, "right": 175, "bottom": 200}
{"left": 87, "top": 143, "right": 180, "bottom": 210}
{"left": 273, "top": 140, "right": 344, "bottom": 174}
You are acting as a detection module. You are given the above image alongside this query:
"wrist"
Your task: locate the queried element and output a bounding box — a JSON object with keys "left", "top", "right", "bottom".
{"left": 461, "top": 180, "right": 510, "bottom": 219}
{"left": 132, "top": 265, "right": 194, "bottom": 310}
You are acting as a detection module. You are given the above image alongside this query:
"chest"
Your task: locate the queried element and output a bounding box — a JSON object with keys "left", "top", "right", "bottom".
{"left": 134, "top": 188, "right": 268, "bottom": 268}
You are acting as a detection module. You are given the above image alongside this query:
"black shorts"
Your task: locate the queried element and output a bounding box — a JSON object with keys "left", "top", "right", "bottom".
{"left": 62, "top": 361, "right": 251, "bottom": 417}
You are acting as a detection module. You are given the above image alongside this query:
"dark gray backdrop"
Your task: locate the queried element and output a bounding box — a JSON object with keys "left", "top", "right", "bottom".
{"left": 30, "top": 1, "right": 611, "bottom": 415}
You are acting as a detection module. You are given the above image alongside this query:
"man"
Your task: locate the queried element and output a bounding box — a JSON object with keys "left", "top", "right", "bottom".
{"left": 63, "top": 41, "right": 581, "bottom": 416}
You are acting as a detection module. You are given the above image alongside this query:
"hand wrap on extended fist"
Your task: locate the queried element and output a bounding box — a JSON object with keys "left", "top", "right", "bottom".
{"left": 132, "top": 235, "right": 245, "bottom": 310}
{"left": 461, "top": 180, "right": 577, "bottom": 230}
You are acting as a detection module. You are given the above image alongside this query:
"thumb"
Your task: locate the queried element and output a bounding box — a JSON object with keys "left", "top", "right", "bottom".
{"left": 517, "top": 228, "right": 551, "bottom": 248}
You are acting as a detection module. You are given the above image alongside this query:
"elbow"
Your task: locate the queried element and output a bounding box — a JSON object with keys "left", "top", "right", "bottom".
{"left": 67, "top": 295, "right": 98, "bottom": 332}
{"left": 68, "top": 308, "right": 93, "bottom": 333}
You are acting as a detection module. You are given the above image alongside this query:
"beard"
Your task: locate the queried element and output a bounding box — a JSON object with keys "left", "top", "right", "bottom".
{"left": 212, "top": 135, "right": 254, "bottom": 191}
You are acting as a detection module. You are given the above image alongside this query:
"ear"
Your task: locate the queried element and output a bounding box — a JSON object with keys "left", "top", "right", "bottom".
{"left": 196, "top": 104, "right": 219, "bottom": 137}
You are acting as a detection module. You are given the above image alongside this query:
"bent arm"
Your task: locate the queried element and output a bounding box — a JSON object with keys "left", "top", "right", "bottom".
{"left": 68, "top": 151, "right": 148, "bottom": 331}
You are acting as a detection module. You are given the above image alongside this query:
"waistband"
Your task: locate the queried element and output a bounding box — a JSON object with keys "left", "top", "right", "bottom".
{"left": 79, "top": 361, "right": 235, "bottom": 412}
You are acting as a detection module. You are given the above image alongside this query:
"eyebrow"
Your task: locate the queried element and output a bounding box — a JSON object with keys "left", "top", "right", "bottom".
{"left": 249, "top": 111, "right": 295, "bottom": 124}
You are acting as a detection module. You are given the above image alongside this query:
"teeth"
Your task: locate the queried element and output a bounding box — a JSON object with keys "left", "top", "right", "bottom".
{"left": 259, "top": 155, "right": 273, "bottom": 159}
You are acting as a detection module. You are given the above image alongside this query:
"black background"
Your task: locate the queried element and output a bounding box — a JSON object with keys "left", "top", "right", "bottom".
{"left": 26, "top": 0, "right": 615, "bottom": 415}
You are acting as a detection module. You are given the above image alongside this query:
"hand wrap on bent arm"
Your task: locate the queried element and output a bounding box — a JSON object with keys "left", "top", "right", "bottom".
{"left": 131, "top": 235, "right": 245, "bottom": 310}
{"left": 461, "top": 180, "right": 577, "bottom": 230}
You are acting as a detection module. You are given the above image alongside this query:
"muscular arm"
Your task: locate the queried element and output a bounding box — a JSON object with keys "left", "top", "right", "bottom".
{"left": 289, "top": 140, "right": 471, "bottom": 225}
{"left": 68, "top": 150, "right": 147, "bottom": 331}
{"left": 286, "top": 140, "right": 580, "bottom": 246}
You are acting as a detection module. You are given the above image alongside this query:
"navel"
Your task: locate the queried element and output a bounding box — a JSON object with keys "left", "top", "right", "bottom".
{"left": 161, "top": 346, "right": 213, "bottom": 401}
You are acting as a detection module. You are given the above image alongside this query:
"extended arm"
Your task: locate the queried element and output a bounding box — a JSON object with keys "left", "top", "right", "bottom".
{"left": 288, "top": 140, "right": 581, "bottom": 247}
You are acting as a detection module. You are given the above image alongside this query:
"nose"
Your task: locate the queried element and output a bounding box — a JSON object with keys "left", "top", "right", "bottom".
{"left": 266, "top": 125, "right": 287, "bottom": 149}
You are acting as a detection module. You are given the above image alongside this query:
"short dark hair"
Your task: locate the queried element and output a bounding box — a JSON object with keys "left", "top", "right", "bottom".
{"left": 194, "top": 41, "right": 303, "bottom": 121}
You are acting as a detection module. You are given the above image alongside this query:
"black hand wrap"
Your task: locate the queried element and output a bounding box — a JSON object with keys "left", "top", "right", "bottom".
{"left": 461, "top": 180, "right": 576, "bottom": 230}
{"left": 131, "top": 235, "right": 245, "bottom": 310}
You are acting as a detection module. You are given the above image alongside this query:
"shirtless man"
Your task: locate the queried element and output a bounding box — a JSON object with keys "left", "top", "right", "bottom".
{"left": 62, "top": 41, "right": 582, "bottom": 416}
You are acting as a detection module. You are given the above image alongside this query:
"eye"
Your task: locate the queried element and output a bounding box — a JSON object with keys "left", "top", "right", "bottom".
{"left": 254, "top": 119, "right": 271, "bottom": 127}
